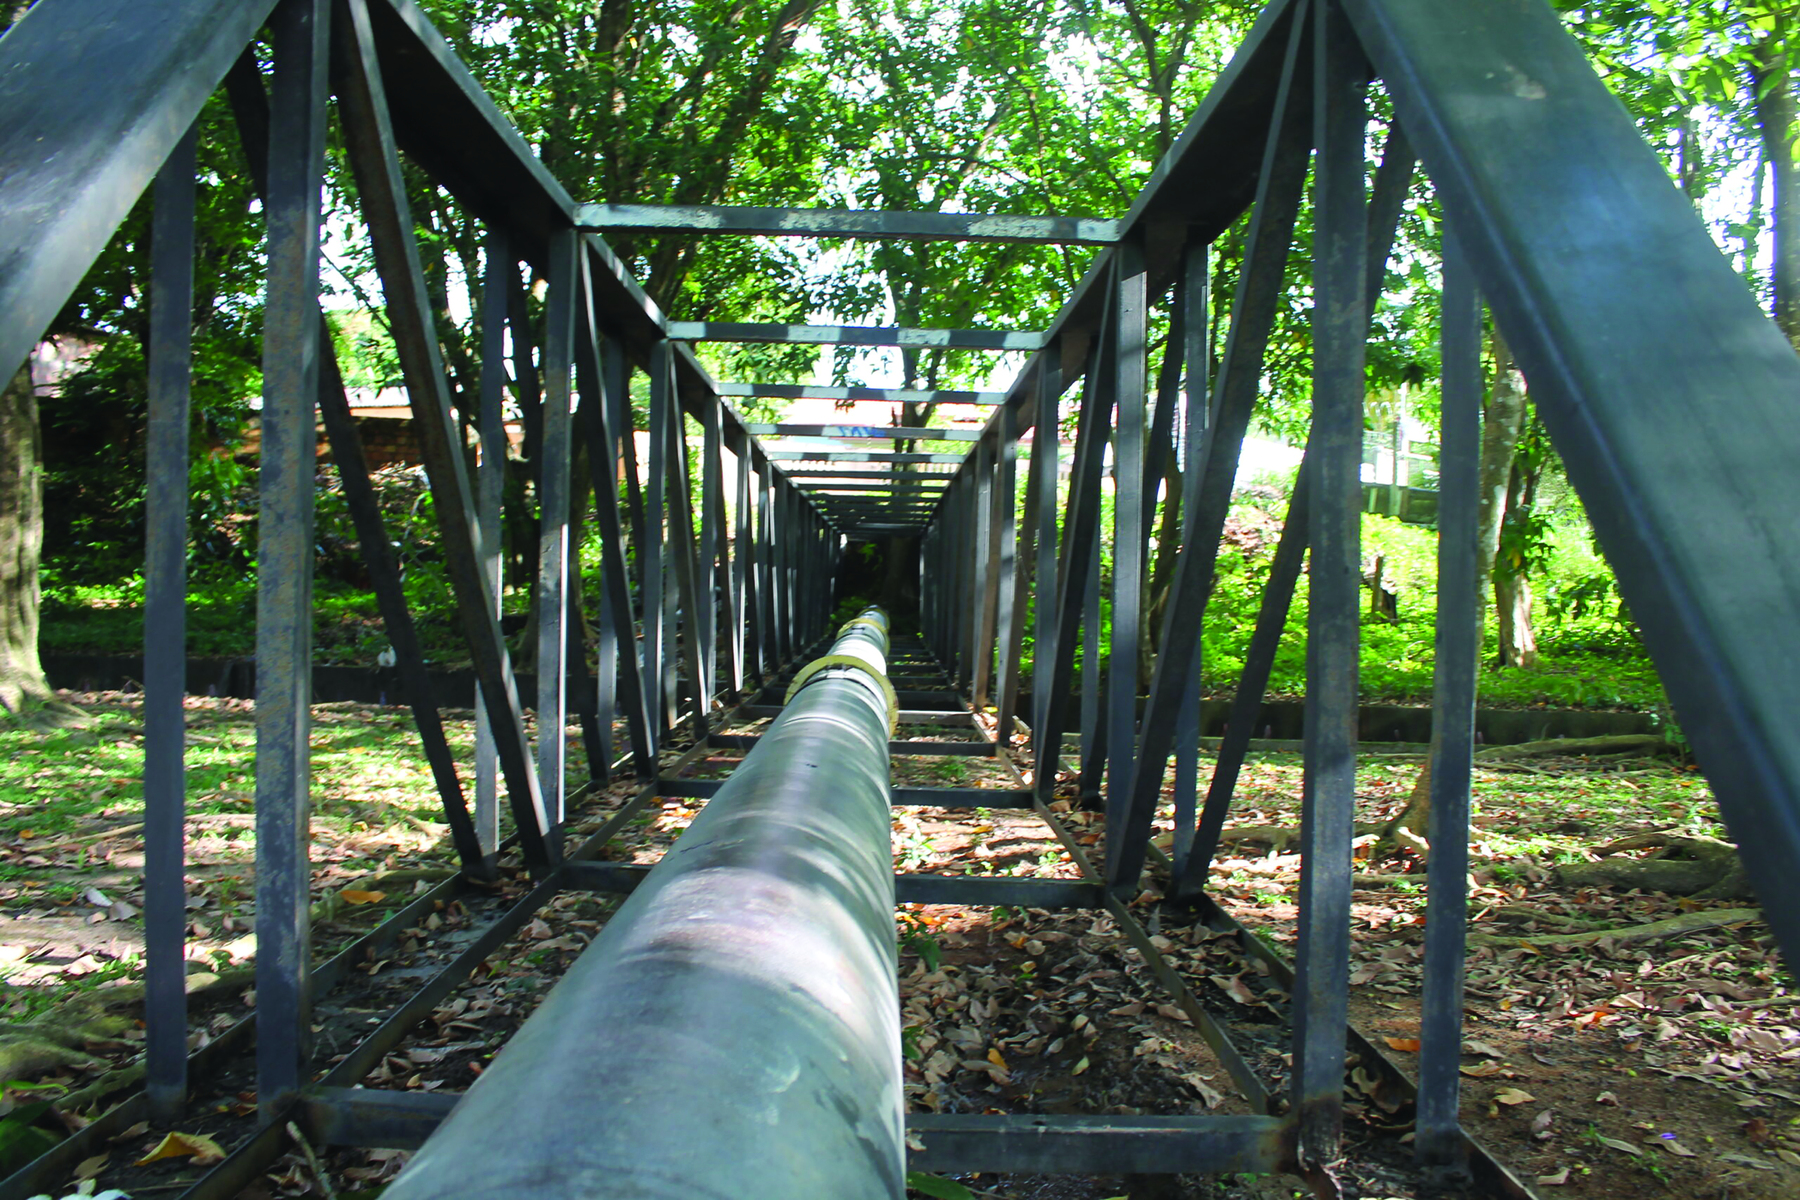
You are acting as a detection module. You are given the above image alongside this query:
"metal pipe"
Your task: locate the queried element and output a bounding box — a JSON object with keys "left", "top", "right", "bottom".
{"left": 383, "top": 608, "right": 904, "bottom": 1200}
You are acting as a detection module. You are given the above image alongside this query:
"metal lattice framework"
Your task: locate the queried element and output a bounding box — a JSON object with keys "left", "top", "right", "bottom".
{"left": 3, "top": 0, "right": 1799, "bottom": 1195}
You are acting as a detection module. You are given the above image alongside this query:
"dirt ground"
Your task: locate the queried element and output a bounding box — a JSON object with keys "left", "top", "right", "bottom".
{"left": 1, "top": 692, "right": 1795, "bottom": 1199}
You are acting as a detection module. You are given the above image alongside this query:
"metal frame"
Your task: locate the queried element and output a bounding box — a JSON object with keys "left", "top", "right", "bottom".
{"left": 3, "top": 0, "right": 1797, "bottom": 1191}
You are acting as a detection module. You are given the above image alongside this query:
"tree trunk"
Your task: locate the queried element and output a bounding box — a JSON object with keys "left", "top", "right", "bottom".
{"left": 1752, "top": 36, "right": 1800, "bottom": 350}
{"left": 1386, "top": 332, "right": 1530, "bottom": 843}
{"left": 1475, "top": 330, "right": 1527, "bottom": 606}
{"left": 1494, "top": 570, "right": 1539, "bottom": 669}
{"left": 0, "top": 364, "right": 58, "bottom": 720}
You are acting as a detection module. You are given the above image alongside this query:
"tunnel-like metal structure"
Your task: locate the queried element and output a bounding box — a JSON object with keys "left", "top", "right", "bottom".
{"left": 4, "top": 0, "right": 1800, "bottom": 1196}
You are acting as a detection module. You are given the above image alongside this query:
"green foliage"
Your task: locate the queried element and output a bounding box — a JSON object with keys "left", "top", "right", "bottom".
{"left": 897, "top": 912, "right": 943, "bottom": 971}
{"left": 906, "top": 1171, "right": 976, "bottom": 1200}
{"left": 40, "top": 88, "right": 265, "bottom": 585}
{"left": 1193, "top": 509, "right": 1665, "bottom": 709}
{"left": 0, "top": 1100, "right": 61, "bottom": 1175}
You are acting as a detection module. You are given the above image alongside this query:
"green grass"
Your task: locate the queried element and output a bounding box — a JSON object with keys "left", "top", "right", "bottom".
{"left": 39, "top": 504, "right": 1666, "bottom": 710}
{"left": 1197, "top": 510, "right": 1665, "bottom": 710}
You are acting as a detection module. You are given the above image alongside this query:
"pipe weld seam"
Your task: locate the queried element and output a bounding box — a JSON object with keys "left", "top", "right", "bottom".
{"left": 784, "top": 654, "right": 899, "bottom": 735}
{"left": 837, "top": 614, "right": 888, "bottom": 638}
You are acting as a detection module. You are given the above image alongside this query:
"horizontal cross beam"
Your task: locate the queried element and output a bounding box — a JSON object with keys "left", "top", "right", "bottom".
{"left": 715, "top": 382, "right": 1006, "bottom": 404}
{"left": 749, "top": 423, "right": 981, "bottom": 441}
{"left": 812, "top": 490, "right": 940, "bottom": 501}
{"left": 668, "top": 321, "right": 1045, "bottom": 350}
{"left": 798, "top": 482, "right": 949, "bottom": 492}
{"left": 575, "top": 203, "right": 1120, "bottom": 245}
{"left": 782, "top": 468, "right": 957, "bottom": 480}
{"left": 819, "top": 506, "right": 937, "bottom": 515}
{"left": 765, "top": 450, "right": 967, "bottom": 464}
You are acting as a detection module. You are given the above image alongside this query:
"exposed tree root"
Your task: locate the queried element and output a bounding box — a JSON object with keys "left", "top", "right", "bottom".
{"left": 1476, "top": 734, "right": 1674, "bottom": 761}
{"left": 1216, "top": 822, "right": 1384, "bottom": 856}
{"left": 1468, "top": 906, "right": 1760, "bottom": 949}
{"left": 58, "top": 1060, "right": 145, "bottom": 1114}
{"left": 1374, "top": 735, "right": 1680, "bottom": 862}
{"left": 1554, "top": 832, "right": 1753, "bottom": 900}
{"left": 0, "top": 969, "right": 254, "bottom": 1082}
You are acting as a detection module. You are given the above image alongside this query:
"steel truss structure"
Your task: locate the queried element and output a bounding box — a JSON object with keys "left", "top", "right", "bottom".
{"left": 3, "top": 0, "right": 1799, "bottom": 1195}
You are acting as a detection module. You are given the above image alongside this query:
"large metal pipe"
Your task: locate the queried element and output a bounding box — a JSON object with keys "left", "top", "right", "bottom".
{"left": 384, "top": 608, "right": 903, "bottom": 1200}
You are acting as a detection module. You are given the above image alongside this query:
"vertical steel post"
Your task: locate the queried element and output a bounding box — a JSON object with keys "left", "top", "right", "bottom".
{"left": 537, "top": 230, "right": 577, "bottom": 842}
{"left": 144, "top": 121, "right": 197, "bottom": 1122}
{"left": 1032, "top": 326, "right": 1111, "bottom": 800}
{"left": 474, "top": 235, "right": 508, "bottom": 851}
{"left": 1416, "top": 223, "right": 1481, "bottom": 1172}
{"left": 665, "top": 402, "right": 709, "bottom": 736}
{"left": 702, "top": 399, "right": 728, "bottom": 701}
{"left": 644, "top": 341, "right": 670, "bottom": 748}
{"left": 756, "top": 456, "right": 774, "bottom": 675}
{"left": 1291, "top": 0, "right": 1367, "bottom": 1166}
{"left": 1106, "top": 238, "right": 1148, "bottom": 872}
{"left": 1171, "top": 243, "right": 1210, "bottom": 878}
{"left": 254, "top": 0, "right": 327, "bottom": 1120}
{"left": 994, "top": 397, "right": 1030, "bottom": 741}
{"left": 573, "top": 310, "right": 650, "bottom": 776}
{"left": 1029, "top": 355, "right": 1062, "bottom": 770}
{"left": 1078, "top": 526, "right": 1105, "bottom": 808}
{"left": 972, "top": 437, "right": 1000, "bottom": 704}
{"left": 733, "top": 431, "right": 758, "bottom": 683}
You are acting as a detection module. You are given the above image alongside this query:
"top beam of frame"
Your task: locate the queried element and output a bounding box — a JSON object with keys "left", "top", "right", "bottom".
{"left": 668, "top": 322, "right": 1045, "bottom": 351}
{"left": 715, "top": 383, "right": 1007, "bottom": 405}
{"left": 0, "top": 0, "right": 283, "bottom": 384}
{"left": 765, "top": 451, "right": 967, "bottom": 464}
{"left": 575, "top": 203, "right": 1120, "bottom": 245}
{"left": 747, "top": 424, "right": 981, "bottom": 442}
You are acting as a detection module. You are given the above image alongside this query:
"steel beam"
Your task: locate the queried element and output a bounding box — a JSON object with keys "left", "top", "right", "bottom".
{"left": 338, "top": 0, "right": 553, "bottom": 866}
{"left": 800, "top": 482, "right": 948, "bottom": 493}
{"left": 1346, "top": 0, "right": 1800, "bottom": 968}
{"left": 717, "top": 382, "right": 1006, "bottom": 404}
{"left": 669, "top": 321, "right": 1044, "bottom": 349}
{"left": 0, "top": 0, "right": 281, "bottom": 384}
{"left": 143, "top": 122, "right": 197, "bottom": 1122}
{"left": 1415, "top": 222, "right": 1481, "bottom": 1173}
{"left": 766, "top": 450, "right": 967, "bottom": 464}
{"left": 576, "top": 202, "right": 1119, "bottom": 244}
{"left": 254, "top": 0, "right": 328, "bottom": 1119}
{"left": 1290, "top": 0, "right": 1366, "bottom": 1167}
{"left": 473, "top": 235, "right": 507, "bottom": 847}
{"left": 907, "top": 1115, "right": 1285, "bottom": 1176}
{"left": 750, "top": 423, "right": 982, "bottom": 441}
